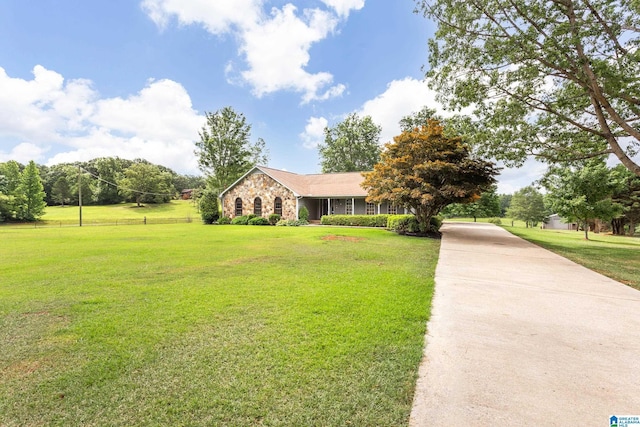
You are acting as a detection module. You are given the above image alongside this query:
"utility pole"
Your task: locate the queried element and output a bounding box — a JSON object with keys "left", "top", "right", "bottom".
{"left": 78, "top": 165, "right": 83, "bottom": 227}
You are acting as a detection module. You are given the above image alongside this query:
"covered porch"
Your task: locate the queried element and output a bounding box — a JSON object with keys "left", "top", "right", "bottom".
{"left": 300, "top": 197, "right": 406, "bottom": 221}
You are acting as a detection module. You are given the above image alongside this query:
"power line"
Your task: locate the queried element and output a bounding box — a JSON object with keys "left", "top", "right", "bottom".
{"left": 79, "top": 167, "right": 176, "bottom": 197}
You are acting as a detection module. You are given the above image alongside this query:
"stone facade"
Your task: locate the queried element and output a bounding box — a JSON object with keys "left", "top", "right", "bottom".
{"left": 222, "top": 171, "right": 297, "bottom": 220}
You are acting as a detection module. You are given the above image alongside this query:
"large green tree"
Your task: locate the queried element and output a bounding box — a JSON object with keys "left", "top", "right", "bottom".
{"left": 610, "top": 165, "right": 640, "bottom": 236}
{"left": 0, "top": 175, "right": 13, "bottom": 222}
{"left": 399, "top": 107, "right": 440, "bottom": 132}
{"left": 362, "top": 120, "right": 499, "bottom": 231}
{"left": 0, "top": 161, "right": 22, "bottom": 220}
{"left": 506, "top": 186, "right": 547, "bottom": 228}
{"left": 417, "top": 0, "right": 640, "bottom": 176}
{"left": 16, "top": 161, "right": 47, "bottom": 221}
{"left": 51, "top": 176, "right": 72, "bottom": 207}
{"left": 319, "top": 113, "right": 382, "bottom": 173}
{"left": 442, "top": 185, "right": 501, "bottom": 221}
{"left": 543, "top": 161, "right": 623, "bottom": 239}
{"left": 118, "top": 162, "right": 175, "bottom": 207}
{"left": 195, "top": 107, "right": 268, "bottom": 194}
{"left": 0, "top": 161, "right": 22, "bottom": 196}
{"left": 91, "top": 157, "right": 126, "bottom": 205}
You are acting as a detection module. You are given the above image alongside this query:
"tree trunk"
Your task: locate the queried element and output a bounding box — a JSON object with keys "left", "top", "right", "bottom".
{"left": 611, "top": 218, "right": 625, "bottom": 235}
{"left": 583, "top": 221, "right": 589, "bottom": 240}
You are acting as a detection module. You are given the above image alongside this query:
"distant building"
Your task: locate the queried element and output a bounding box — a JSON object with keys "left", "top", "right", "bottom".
{"left": 180, "top": 189, "right": 194, "bottom": 200}
{"left": 543, "top": 214, "right": 578, "bottom": 230}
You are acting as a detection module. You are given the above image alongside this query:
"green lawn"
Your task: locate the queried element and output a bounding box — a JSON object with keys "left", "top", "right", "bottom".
{"left": 447, "top": 217, "right": 640, "bottom": 290}
{"left": 38, "top": 200, "right": 198, "bottom": 225}
{"left": 502, "top": 224, "right": 640, "bottom": 291}
{"left": 0, "top": 224, "right": 439, "bottom": 426}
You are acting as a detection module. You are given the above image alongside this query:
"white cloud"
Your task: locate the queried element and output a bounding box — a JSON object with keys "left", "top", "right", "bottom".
{"left": 0, "top": 65, "right": 95, "bottom": 144}
{"left": 240, "top": 5, "right": 344, "bottom": 103}
{"left": 0, "top": 143, "right": 48, "bottom": 164}
{"left": 141, "top": 0, "right": 262, "bottom": 33}
{"left": 354, "top": 76, "right": 546, "bottom": 193}
{"left": 142, "top": 0, "right": 351, "bottom": 102}
{"left": 300, "top": 116, "right": 328, "bottom": 149}
{"left": 357, "top": 77, "right": 445, "bottom": 144}
{"left": 0, "top": 65, "right": 203, "bottom": 173}
{"left": 320, "top": 0, "right": 365, "bottom": 18}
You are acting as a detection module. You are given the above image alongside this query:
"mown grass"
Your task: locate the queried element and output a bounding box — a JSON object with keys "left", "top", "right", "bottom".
{"left": 41, "top": 199, "right": 198, "bottom": 222}
{"left": 0, "top": 224, "right": 439, "bottom": 426}
{"left": 447, "top": 217, "right": 640, "bottom": 290}
{"left": 502, "top": 224, "right": 640, "bottom": 291}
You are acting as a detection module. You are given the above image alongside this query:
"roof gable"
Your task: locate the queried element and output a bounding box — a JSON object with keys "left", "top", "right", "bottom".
{"left": 219, "top": 166, "right": 368, "bottom": 198}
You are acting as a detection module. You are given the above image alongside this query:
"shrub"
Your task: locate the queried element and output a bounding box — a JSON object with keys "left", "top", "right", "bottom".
{"left": 198, "top": 189, "right": 219, "bottom": 224}
{"left": 320, "top": 215, "right": 389, "bottom": 227}
{"left": 218, "top": 217, "right": 231, "bottom": 225}
{"left": 298, "top": 206, "right": 309, "bottom": 221}
{"left": 248, "top": 216, "right": 270, "bottom": 225}
{"left": 276, "top": 219, "right": 309, "bottom": 226}
{"left": 429, "top": 216, "right": 443, "bottom": 232}
{"left": 231, "top": 215, "right": 249, "bottom": 225}
{"left": 247, "top": 213, "right": 258, "bottom": 220}
{"left": 268, "top": 213, "right": 281, "bottom": 225}
{"left": 488, "top": 217, "right": 502, "bottom": 225}
{"left": 387, "top": 214, "right": 420, "bottom": 234}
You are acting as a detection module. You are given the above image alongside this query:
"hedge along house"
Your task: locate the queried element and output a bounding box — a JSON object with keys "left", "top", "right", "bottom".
{"left": 219, "top": 166, "right": 407, "bottom": 221}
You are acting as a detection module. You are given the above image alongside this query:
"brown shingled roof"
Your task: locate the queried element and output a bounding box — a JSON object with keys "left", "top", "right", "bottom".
{"left": 223, "top": 166, "right": 368, "bottom": 197}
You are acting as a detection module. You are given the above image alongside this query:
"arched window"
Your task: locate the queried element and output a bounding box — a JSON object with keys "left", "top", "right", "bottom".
{"left": 254, "top": 197, "right": 262, "bottom": 215}
{"left": 235, "top": 198, "right": 243, "bottom": 216}
{"left": 274, "top": 197, "right": 283, "bottom": 216}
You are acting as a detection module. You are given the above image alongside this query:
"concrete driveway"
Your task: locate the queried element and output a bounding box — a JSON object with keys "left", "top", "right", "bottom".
{"left": 410, "top": 222, "right": 640, "bottom": 426}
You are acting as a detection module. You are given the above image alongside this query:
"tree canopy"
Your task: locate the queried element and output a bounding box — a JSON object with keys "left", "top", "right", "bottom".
{"left": 506, "top": 186, "right": 547, "bottom": 228}
{"left": 362, "top": 120, "right": 499, "bottom": 231}
{"left": 442, "top": 185, "right": 501, "bottom": 220}
{"left": 543, "top": 160, "right": 623, "bottom": 239}
{"left": 118, "top": 162, "right": 175, "bottom": 207}
{"left": 319, "top": 113, "right": 382, "bottom": 173}
{"left": 16, "top": 161, "right": 47, "bottom": 221}
{"left": 417, "top": 0, "right": 640, "bottom": 176}
{"left": 195, "top": 106, "right": 268, "bottom": 194}
{"left": 611, "top": 165, "right": 640, "bottom": 236}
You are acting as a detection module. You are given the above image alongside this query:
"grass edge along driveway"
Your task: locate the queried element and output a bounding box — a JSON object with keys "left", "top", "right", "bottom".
{"left": 0, "top": 224, "right": 439, "bottom": 426}
{"left": 502, "top": 224, "right": 640, "bottom": 291}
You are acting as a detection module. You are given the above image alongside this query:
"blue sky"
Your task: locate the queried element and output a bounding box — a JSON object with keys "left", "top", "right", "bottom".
{"left": 0, "top": 0, "right": 543, "bottom": 193}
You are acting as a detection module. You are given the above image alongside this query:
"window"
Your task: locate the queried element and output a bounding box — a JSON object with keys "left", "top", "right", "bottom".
{"left": 366, "top": 202, "right": 376, "bottom": 215}
{"left": 346, "top": 199, "right": 353, "bottom": 215}
{"left": 254, "top": 197, "right": 262, "bottom": 215}
{"left": 387, "top": 204, "right": 397, "bottom": 215}
{"left": 235, "top": 198, "right": 243, "bottom": 216}
{"left": 274, "top": 197, "right": 283, "bottom": 216}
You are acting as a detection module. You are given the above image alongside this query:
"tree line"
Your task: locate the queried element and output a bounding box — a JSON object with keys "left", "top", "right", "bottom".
{"left": 441, "top": 161, "right": 640, "bottom": 239}
{"left": 0, "top": 157, "right": 205, "bottom": 222}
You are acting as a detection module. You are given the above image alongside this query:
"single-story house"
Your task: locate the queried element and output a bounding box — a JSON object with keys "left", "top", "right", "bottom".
{"left": 543, "top": 213, "right": 578, "bottom": 230}
{"left": 219, "top": 166, "right": 407, "bottom": 221}
{"left": 180, "top": 189, "right": 194, "bottom": 200}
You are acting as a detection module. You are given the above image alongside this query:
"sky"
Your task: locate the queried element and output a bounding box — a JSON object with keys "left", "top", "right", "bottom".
{"left": 0, "top": 0, "right": 545, "bottom": 194}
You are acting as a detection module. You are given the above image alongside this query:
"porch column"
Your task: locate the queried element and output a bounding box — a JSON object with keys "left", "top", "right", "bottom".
{"left": 328, "top": 198, "right": 331, "bottom": 215}
{"left": 377, "top": 203, "right": 381, "bottom": 215}
{"left": 352, "top": 198, "right": 354, "bottom": 215}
